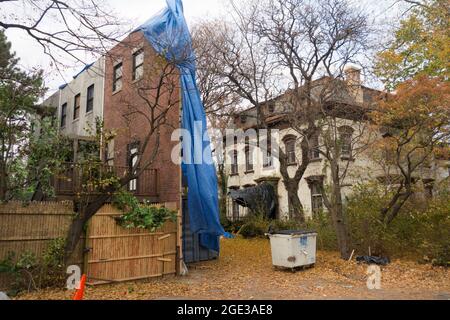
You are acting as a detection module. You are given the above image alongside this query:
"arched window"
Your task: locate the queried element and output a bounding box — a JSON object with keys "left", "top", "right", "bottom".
{"left": 339, "top": 126, "right": 354, "bottom": 158}
{"left": 230, "top": 150, "right": 238, "bottom": 175}
{"left": 283, "top": 135, "right": 297, "bottom": 165}
{"left": 229, "top": 186, "right": 240, "bottom": 221}
{"left": 306, "top": 176, "right": 325, "bottom": 215}
{"left": 245, "top": 146, "right": 253, "bottom": 173}
{"left": 310, "top": 183, "right": 323, "bottom": 215}
{"left": 309, "top": 134, "right": 320, "bottom": 160}
{"left": 262, "top": 131, "right": 273, "bottom": 168}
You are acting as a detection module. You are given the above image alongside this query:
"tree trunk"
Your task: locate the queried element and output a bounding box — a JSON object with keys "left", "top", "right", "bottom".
{"left": 64, "top": 193, "right": 112, "bottom": 264}
{"left": 0, "top": 164, "right": 7, "bottom": 201}
{"left": 284, "top": 179, "right": 304, "bottom": 222}
{"left": 217, "top": 163, "right": 228, "bottom": 220}
{"left": 329, "top": 191, "right": 351, "bottom": 260}
{"left": 64, "top": 214, "right": 85, "bottom": 264}
{"left": 279, "top": 143, "right": 310, "bottom": 222}
{"left": 322, "top": 161, "right": 352, "bottom": 260}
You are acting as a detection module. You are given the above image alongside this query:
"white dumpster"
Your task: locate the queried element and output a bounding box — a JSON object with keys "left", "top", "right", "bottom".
{"left": 267, "top": 230, "right": 317, "bottom": 270}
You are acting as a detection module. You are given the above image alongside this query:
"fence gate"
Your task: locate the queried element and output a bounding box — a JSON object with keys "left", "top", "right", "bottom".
{"left": 182, "top": 197, "right": 218, "bottom": 264}
{"left": 84, "top": 203, "right": 179, "bottom": 285}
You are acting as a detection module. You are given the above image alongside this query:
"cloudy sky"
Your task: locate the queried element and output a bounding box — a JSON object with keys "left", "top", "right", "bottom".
{"left": 3, "top": 0, "right": 403, "bottom": 95}
{"left": 4, "top": 0, "right": 227, "bottom": 94}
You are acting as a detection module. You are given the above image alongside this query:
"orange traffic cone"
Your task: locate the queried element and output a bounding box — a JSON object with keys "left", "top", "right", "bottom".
{"left": 73, "top": 274, "right": 87, "bottom": 300}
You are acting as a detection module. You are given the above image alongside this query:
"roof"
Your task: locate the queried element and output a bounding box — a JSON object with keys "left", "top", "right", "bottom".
{"left": 57, "top": 62, "right": 95, "bottom": 90}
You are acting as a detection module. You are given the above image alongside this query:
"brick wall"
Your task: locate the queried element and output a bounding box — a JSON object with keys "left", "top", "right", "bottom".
{"left": 103, "top": 31, "right": 181, "bottom": 207}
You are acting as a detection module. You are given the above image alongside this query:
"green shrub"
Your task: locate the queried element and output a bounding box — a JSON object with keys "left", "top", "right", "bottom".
{"left": 416, "top": 196, "right": 450, "bottom": 266}
{"left": 113, "top": 190, "right": 177, "bottom": 231}
{"left": 221, "top": 218, "right": 246, "bottom": 234}
{"left": 346, "top": 183, "right": 450, "bottom": 265}
{"left": 305, "top": 212, "right": 338, "bottom": 251}
{"left": 0, "top": 238, "right": 67, "bottom": 295}
{"left": 238, "top": 214, "right": 270, "bottom": 238}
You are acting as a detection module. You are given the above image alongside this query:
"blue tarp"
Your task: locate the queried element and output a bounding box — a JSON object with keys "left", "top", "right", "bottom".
{"left": 136, "top": 0, "right": 226, "bottom": 252}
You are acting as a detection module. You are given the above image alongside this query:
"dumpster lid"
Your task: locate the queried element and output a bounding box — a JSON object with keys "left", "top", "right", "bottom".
{"left": 271, "top": 230, "right": 316, "bottom": 236}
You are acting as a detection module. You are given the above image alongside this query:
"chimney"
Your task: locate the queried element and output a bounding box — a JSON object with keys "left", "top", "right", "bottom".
{"left": 344, "top": 66, "right": 363, "bottom": 103}
{"left": 345, "top": 66, "right": 361, "bottom": 85}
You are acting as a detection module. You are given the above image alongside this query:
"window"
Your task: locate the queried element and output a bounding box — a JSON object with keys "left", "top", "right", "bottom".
{"left": 73, "top": 94, "right": 81, "bottom": 120}
{"left": 339, "top": 126, "right": 353, "bottom": 158}
{"left": 425, "top": 185, "right": 433, "bottom": 199}
{"left": 86, "top": 84, "right": 94, "bottom": 113}
{"left": 245, "top": 146, "right": 253, "bottom": 172}
{"left": 132, "top": 49, "right": 144, "bottom": 81}
{"left": 309, "top": 134, "right": 320, "bottom": 160}
{"left": 263, "top": 134, "right": 273, "bottom": 168}
{"left": 310, "top": 183, "right": 323, "bottom": 215}
{"left": 60, "top": 103, "right": 67, "bottom": 128}
{"left": 284, "top": 137, "right": 296, "bottom": 165}
{"left": 113, "top": 62, "right": 123, "bottom": 92}
{"left": 230, "top": 151, "right": 238, "bottom": 175}
{"left": 128, "top": 142, "right": 139, "bottom": 192}
{"left": 268, "top": 103, "right": 275, "bottom": 113}
{"left": 104, "top": 140, "right": 114, "bottom": 166}
{"left": 232, "top": 200, "right": 240, "bottom": 221}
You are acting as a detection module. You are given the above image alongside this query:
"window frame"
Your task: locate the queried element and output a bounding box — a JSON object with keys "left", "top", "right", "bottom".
{"left": 60, "top": 103, "right": 67, "bottom": 128}
{"left": 309, "top": 134, "right": 321, "bottom": 160}
{"left": 339, "top": 126, "right": 354, "bottom": 159}
{"left": 284, "top": 137, "right": 297, "bottom": 165}
{"left": 86, "top": 84, "right": 95, "bottom": 113}
{"left": 232, "top": 200, "right": 240, "bottom": 221}
{"left": 132, "top": 49, "right": 144, "bottom": 81}
{"left": 245, "top": 145, "right": 254, "bottom": 173}
{"left": 113, "top": 62, "right": 123, "bottom": 92}
{"left": 263, "top": 132, "right": 273, "bottom": 168}
{"left": 310, "top": 183, "right": 323, "bottom": 215}
{"left": 230, "top": 150, "right": 239, "bottom": 175}
{"left": 127, "top": 142, "right": 140, "bottom": 192}
{"left": 73, "top": 94, "right": 81, "bottom": 120}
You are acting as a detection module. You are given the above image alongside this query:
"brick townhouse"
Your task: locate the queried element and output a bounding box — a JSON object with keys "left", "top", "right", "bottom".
{"left": 40, "top": 31, "right": 181, "bottom": 207}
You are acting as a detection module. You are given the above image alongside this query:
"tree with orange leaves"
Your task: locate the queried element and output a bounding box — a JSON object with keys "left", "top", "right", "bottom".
{"left": 370, "top": 75, "right": 449, "bottom": 225}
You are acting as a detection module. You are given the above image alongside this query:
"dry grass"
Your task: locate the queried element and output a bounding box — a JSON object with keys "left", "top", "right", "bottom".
{"left": 16, "top": 237, "right": 450, "bottom": 300}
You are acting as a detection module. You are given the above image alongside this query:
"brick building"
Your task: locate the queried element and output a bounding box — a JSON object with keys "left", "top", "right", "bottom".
{"left": 40, "top": 31, "right": 182, "bottom": 207}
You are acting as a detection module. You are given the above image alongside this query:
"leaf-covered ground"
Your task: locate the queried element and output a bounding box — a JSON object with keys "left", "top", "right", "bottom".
{"left": 17, "top": 238, "right": 450, "bottom": 300}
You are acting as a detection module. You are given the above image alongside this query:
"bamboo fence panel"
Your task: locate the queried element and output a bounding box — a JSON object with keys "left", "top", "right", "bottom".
{"left": 85, "top": 203, "right": 179, "bottom": 285}
{"left": 0, "top": 201, "right": 83, "bottom": 290}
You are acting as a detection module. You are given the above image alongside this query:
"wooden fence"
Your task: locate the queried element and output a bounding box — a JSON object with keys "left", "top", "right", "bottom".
{"left": 85, "top": 203, "right": 181, "bottom": 285}
{"left": 0, "top": 201, "right": 182, "bottom": 289}
{"left": 0, "top": 201, "right": 83, "bottom": 290}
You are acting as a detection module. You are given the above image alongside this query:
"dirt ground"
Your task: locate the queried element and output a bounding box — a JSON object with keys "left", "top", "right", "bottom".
{"left": 17, "top": 238, "right": 450, "bottom": 300}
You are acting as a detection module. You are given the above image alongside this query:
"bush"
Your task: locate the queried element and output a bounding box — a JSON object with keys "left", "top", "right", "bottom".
{"left": 221, "top": 218, "right": 246, "bottom": 234}
{"left": 304, "top": 212, "right": 338, "bottom": 251}
{"left": 346, "top": 183, "right": 450, "bottom": 265}
{"left": 238, "top": 214, "right": 270, "bottom": 238}
{"left": 0, "top": 238, "right": 67, "bottom": 296}
{"left": 113, "top": 190, "right": 177, "bottom": 231}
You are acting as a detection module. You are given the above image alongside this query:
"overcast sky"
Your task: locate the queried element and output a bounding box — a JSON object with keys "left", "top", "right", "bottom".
{"left": 4, "top": 0, "right": 403, "bottom": 96}
{"left": 4, "top": 0, "right": 227, "bottom": 94}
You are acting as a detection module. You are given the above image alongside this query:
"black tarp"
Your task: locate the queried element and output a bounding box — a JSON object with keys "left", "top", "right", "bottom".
{"left": 228, "top": 183, "right": 277, "bottom": 219}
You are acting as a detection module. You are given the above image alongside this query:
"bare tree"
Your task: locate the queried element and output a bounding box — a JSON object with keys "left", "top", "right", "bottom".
{"left": 253, "top": 0, "right": 370, "bottom": 230}
{"left": 314, "top": 84, "right": 377, "bottom": 258}
{"left": 0, "top": 0, "right": 129, "bottom": 68}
